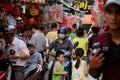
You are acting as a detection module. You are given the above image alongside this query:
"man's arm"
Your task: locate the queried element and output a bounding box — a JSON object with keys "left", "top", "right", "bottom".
{"left": 45, "top": 40, "right": 56, "bottom": 55}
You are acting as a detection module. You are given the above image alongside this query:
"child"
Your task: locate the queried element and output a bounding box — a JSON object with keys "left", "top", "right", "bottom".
{"left": 52, "top": 50, "right": 68, "bottom": 80}
{"left": 72, "top": 48, "right": 88, "bottom": 80}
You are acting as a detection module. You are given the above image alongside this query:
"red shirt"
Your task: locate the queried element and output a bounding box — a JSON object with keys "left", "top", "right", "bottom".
{"left": 93, "top": 32, "right": 120, "bottom": 80}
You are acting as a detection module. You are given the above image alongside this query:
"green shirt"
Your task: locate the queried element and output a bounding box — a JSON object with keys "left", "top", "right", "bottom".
{"left": 52, "top": 62, "right": 65, "bottom": 80}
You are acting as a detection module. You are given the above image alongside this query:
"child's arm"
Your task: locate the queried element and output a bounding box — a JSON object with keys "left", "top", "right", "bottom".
{"left": 84, "top": 61, "right": 88, "bottom": 76}
{"left": 53, "top": 63, "right": 67, "bottom": 76}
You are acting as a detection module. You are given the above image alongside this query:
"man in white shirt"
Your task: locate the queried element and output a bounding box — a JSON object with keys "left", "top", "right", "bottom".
{"left": 6, "top": 31, "right": 30, "bottom": 80}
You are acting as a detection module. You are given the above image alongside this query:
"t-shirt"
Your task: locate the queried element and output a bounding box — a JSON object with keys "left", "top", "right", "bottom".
{"left": 69, "top": 32, "right": 75, "bottom": 41}
{"left": 30, "top": 31, "right": 46, "bottom": 52}
{"left": 46, "top": 31, "right": 58, "bottom": 44}
{"left": 73, "top": 37, "right": 88, "bottom": 56}
{"left": 93, "top": 32, "right": 120, "bottom": 80}
{"left": 27, "top": 50, "right": 42, "bottom": 67}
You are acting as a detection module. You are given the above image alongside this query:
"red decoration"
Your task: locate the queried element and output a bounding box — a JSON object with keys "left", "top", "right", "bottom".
{"left": 10, "top": 3, "right": 15, "bottom": 8}
{"left": 13, "top": 7, "right": 21, "bottom": 16}
{"left": 29, "top": 4, "right": 39, "bottom": 16}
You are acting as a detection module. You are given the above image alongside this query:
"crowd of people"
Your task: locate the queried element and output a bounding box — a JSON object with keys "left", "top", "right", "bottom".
{"left": 0, "top": 0, "right": 120, "bottom": 80}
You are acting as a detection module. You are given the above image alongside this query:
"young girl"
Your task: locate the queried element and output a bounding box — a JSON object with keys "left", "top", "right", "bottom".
{"left": 72, "top": 48, "right": 88, "bottom": 80}
{"left": 52, "top": 50, "right": 68, "bottom": 80}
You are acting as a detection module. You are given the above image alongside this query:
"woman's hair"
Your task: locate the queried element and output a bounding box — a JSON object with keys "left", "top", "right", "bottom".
{"left": 75, "top": 27, "right": 84, "bottom": 37}
{"left": 74, "top": 48, "right": 84, "bottom": 69}
{"left": 51, "top": 22, "right": 57, "bottom": 29}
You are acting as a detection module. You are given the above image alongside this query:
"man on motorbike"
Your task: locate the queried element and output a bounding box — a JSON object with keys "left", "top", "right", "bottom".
{"left": 6, "top": 29, "right": 30, "bottom": 80}
{"left": 24, "top": 43, "right": 43, "bottom": 79}
{"left": 46, "top": 27, "right": 73, "bottom": 55}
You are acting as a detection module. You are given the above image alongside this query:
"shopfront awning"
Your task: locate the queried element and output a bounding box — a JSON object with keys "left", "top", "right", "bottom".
{"left": 62, "top": 6, "right": 70, "bottom": 11}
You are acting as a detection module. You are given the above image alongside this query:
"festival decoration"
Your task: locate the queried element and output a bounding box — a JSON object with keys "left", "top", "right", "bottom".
{"left": 29, "top": 4, "right": 40, "bottom": 16}
{"left": 91, "top": 0, "right": 105, "bottom": 27}
{"left": 13, "top": 7, "right": 21, "bottom": 16}
{"left": 44, "top": 5, "right": 63, "bottom": 23}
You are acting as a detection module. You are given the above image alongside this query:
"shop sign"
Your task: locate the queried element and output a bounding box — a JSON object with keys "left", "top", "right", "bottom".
{"left": 60, "top": 0, "right": 92, "bottom": 12}
{"left": 72, "top": 0, "right": 90, "bottom": 11}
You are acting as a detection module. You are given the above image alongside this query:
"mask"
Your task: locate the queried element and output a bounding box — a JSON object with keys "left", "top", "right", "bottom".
{"left": 58, "top": 34, "right": 66, "bottom": 39}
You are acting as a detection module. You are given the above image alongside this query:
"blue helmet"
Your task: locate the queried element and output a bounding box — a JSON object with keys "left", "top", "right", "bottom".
{"left": 58, "top": 27, "right": 66, "bottom": 34}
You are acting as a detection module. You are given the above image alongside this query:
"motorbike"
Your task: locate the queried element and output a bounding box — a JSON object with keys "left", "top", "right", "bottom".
{"left": 47, "top": 42, "right": 79, "bottom": 80}
{"left": 25, "top": 64, "right": 43, "bottom": 80}
{"left": 0, "top": 49, "right": 11, "bottom": 80}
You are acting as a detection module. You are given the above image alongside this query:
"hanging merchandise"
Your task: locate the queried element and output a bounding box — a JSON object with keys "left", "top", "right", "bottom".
{"left": 91, "top": 0, "right": 105, "bottom": 27}
{"left": 81, "top": 14, "right": 92, "bottom": 24}
{"left": 13, "top": 7, "right": 21, "bottom": 16}
{"left": 44, "top": 4, "right": 63, "bottom": 23}
{"left": 29, "top": 4, "right": 40, "bottom": 16}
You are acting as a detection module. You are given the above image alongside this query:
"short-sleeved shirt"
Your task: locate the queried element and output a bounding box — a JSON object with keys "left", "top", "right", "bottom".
{"left": 73, "top": 37, "right": 88, "bottom": 56}
{"left": 7, "top": 36, "right": 29, "bottom": 67}
{"left": 30, "top": 31, "right": 46, "bottom": 52}
{"left": 93, "top": 32, "right": 120, "bottom": 80}
{"left": 27, "top": 50, "right": 42, "bottom": 67}
{"left": 46, "top": 30, "right": 58, "bottom": 44}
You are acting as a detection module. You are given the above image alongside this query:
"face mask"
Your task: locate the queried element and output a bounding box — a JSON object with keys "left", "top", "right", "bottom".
{"left": 58, "top": 34, "right": 66, "bottom": 39}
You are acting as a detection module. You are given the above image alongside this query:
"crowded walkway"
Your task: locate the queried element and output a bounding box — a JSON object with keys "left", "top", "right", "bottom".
{"left": 0, "top": 0, "right": 120, "bottom": 80}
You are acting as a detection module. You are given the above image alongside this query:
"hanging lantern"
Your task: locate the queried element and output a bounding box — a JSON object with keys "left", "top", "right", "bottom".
{"left": 29, "top": 4, "right": 40, "bottom": 16}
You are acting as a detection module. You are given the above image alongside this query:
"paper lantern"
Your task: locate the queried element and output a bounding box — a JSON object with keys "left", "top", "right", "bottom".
{"left": 29, "top": 5, "right": 39, "bottom": 16}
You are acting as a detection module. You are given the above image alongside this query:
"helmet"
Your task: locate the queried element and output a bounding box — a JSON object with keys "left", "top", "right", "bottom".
{"left": 58, "top": 27, "right": 66, "bottom": 34}
{"left": 4, "top": 27, "right": 15, "bottom": 42}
